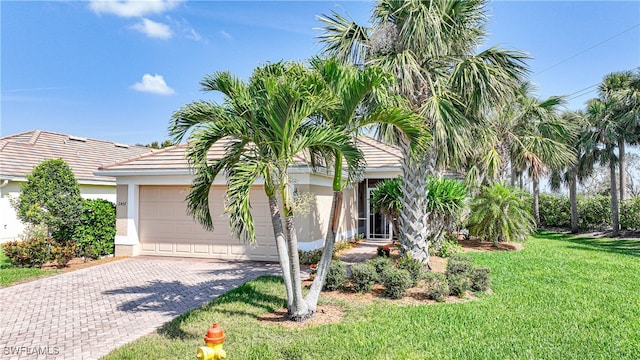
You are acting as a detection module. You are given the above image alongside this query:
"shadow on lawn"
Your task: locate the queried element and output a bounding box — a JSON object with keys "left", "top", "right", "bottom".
{"left": 156, "top": 275, "right": 286, "bottom": 340}
{"left": 536, "top": 230, "right": 640, "bottom": 258}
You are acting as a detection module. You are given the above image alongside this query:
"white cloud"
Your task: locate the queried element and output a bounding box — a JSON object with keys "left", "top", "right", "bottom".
{"left": 131, "top": 74, "right": 174, "bottom": 95}
{"left": 187, "top": 28, "right": 203, "bottom": 42}
{"left": 89, "top": 0, "right": 183, "bottom": 18}
{"left": 130, "top": 18, "right": 172, "bottom": 39}
{"left": 219, "top": 30, "right": 232, "bottom": 41}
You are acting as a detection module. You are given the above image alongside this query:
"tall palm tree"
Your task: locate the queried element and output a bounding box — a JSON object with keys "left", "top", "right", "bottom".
{"left": 169, "top": 62, "right": 364, "bottom": 321}
{"left": 318, "top": 0, "right": 528, "bottom": 263}
{"left": 586, "top": 97, "right": 620, "bottom": 235}
{"left": 550, "top": 111, "right": 598, "bottom": 233}
{"left": 601, "top": 70, "right": 640, "bottom": 203}
{"left": 304, "top": 57, "right": 419, "bottom": 305}
{"left": 467, "top": 82, "right": 576, "bottom": 226}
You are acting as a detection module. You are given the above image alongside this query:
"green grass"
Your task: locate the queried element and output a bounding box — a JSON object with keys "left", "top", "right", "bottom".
{"left": 0, "top": 247, "right": 57, "bottom": 286}
{"left": 103, "top": 231, "right": 640, "bottom": 359}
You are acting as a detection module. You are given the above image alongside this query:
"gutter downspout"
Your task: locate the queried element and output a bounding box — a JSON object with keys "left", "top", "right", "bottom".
{"left": 0, "top": 179, "right": 8, "bottom": 188}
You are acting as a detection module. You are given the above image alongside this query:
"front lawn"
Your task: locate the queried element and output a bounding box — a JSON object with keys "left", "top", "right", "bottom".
{"left": 104, "top": 231, "right": 640, "bottom": 359}
{"left": 0, "top": 247, "right": 57, "bottom": 287}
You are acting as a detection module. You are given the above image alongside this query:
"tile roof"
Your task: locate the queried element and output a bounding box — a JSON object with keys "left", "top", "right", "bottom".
{"left": 0, "top": 130, "right": 153, "bottom": 184}
{"left": 97, "top": 135, "right": 402, "bottom": 174}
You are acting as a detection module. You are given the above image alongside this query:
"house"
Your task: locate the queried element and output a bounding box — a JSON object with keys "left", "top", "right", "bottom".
{"left": 95, "top": 136, "right": 403, "bottom": 262}
{"left": 0, "top": 130, "right": 153, "bottom": 242}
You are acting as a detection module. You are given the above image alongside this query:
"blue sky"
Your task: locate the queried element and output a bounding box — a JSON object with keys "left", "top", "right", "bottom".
{"left": 2, "top": 1, "right": 639, "bottom": 146}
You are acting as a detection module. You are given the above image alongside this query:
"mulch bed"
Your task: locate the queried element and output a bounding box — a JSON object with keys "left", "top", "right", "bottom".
{"left": 260, "top": 238, "right": 512, "bottom": 328}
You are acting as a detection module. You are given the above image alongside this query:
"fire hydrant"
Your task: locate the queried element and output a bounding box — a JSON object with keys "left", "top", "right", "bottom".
{"left": 196, "top": 323, "right": 226, "bottom": 360}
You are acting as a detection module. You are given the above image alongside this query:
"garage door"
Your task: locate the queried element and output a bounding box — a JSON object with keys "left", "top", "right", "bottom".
{"left": 138, "top": 185, "right": 278, "bottom": 261}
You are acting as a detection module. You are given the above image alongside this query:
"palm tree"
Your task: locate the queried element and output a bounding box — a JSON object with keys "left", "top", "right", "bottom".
{"left": 169, "top": 62, "right": 364, "bottom": 321}
{"left": 318, "top": 0, "right": 528, "bottom": 263}
{"left": 550, "top": 111, "right": 598, "bottom": 233}
{"left": 601, "top": 70, "right": 640, "bottom": 203}
{"left": 305, "top": 58, "right": 419, "bottom": 303}
{"left": 468, "top": 183, "right": 536, "bottom": 247}
{"left": 586, "top": 97, "right": 620, "bottom": 235}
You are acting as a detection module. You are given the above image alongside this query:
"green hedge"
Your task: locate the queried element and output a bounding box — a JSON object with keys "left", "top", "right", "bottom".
{"left": 621, "top": 198, "right": 640, "bottom": 231}
{"left": 536, "top": 193, "right": 640, "bottom": 231}
{"left": 72, "top": 198, "right": 116, "bottom": 259}
{"left": 539, "top": 194, "right": 571, "bottom": 228}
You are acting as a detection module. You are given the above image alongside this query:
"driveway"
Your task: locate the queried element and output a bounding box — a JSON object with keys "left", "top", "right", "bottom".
{"left": 0, "top": 257, "right": 279, "bottom": 360}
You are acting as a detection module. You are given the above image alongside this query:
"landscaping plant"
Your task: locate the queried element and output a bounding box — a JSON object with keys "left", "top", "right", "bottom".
{"left": 349, "top": 263, "right": 377, "bottom": 293}
{"left": 468, "top": 183, "right": 535, "bottom": 246}
{"left": 322, "top": 259, "right": 346, "bottom": 291}
{"left": 381, "top": 267, "right": 412, "bottom": 299}
{"left": 423, "top": 272, "right": 450, "bottom": 302}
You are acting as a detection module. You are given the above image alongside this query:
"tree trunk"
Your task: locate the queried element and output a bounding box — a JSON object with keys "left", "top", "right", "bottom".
{"left": 280, "top": 175, "right": 312, "bottom": 321}
{"left": 519, "top": 173, "right": 524, "bottom": 189}
{"left": 398, "top": 141, "right": 433, "bottom": 263}
{"left": 618, "top": 138, "right": 626, "bottom": 202}
{"left": 284, "top": 215, "right": 311, "bottom": 321}
{"left": 618, "top": 138, "right": 626, "bottom": 228}
{"left": 267, "top": 195, "right": 294, "bottom": 312}
{"left": 305, "top": 190, "right": 342, "bottom": 310}
{"left": 533, "top": 177, "right": 540, "bottom": 227}
{"left": 569, "top": 172, "right": 578, "bottom": 233}
{"left": 609, "top": 157, "right": 620, "bottom": 236}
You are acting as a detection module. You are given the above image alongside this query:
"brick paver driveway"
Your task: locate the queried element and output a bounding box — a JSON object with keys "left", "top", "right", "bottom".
{"left": 0, "top": 257, "right": 279, "bottom": 360}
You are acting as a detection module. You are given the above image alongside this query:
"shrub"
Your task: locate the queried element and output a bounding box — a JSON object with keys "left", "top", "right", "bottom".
{"left": 446, "top": 254, "right": 474, "bottom": 277}
{"left": 433, "top": 236, "right": 462, "bottom": 258}
{"left": 50, "top": 241, "right": 76, "bottom": 267}
{"left": 367, "top": 256, "right": 393, "bottom": 282}
{"left": 538, "top": 194, "right": 571, "bottom": 228}
{"left": 468, "top": 183, "right": 535, "bottom": 245}
{"left": 12, "top": 159, "right": 83, "bottom": 241}
{"left": 349, "top": 263, "right": 377, "bottom": 293}
{"left": 578, "top": 195, "right": 611, "bottom": 229}
{"left": 621, "top": 197, "right": 640, "bottom": 231}
{"left": 298, "top": 249, "right": 323, "bottom": 265}
{"left": 447, "top": 274, "right": 471, "bottom": 297}
{"left": 333, "top": 240, "right": 352, "bottom": 254}
{"left": 2, "top": 236, "right": 52, "bottom": 268}
{"left": 423, "top": 272, "right": 449, "bottom": 302}
{"left": 73, "top": 199, "right": 116, "bottom": 259}
{"left": 396, "top": 256, "right": 424, "bottom": 287}
{"left": 381, "top": 268, "right": 412, "bottom": 299}
{"left": 323, "top": 260, "right": 346, "bottom": 291}
{"left": 471, "top": 266, "right": 491, "bottom": 292}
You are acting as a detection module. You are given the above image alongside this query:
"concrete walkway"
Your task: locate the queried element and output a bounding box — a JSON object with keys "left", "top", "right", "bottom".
{"left": 0, "top": 257, "right": 279, "bottom": 360}
{"left": 338, "top": 240, "right": 390, "bottom": 265}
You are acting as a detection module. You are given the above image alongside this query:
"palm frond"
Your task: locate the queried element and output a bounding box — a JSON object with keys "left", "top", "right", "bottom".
{"left": 316, "top": 11, "right": 370, "bottom": 65}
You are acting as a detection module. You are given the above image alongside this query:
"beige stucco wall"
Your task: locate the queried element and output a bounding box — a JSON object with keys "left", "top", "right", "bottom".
{"left": 293, "top": 184, "right": 358, "bottom": 247}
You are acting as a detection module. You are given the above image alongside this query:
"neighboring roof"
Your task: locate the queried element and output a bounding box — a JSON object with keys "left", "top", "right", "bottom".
{"left": 0, "top": 130, "right": 153, "bottom": 184}
{"left": 96, "top": 135, "right": 402, "bottom": 176}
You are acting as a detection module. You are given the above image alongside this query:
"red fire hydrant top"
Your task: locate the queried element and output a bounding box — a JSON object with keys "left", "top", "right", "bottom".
{"left": 204, "top": 323, "right": 226, "bottom": 345}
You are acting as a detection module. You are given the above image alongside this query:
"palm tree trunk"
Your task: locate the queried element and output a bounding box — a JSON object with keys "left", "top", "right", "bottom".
{"left": 532, "top": 177, "right": 540, "bottom": 227}
{"left": 267, "top": 195, "right": 294, "bottom": 312}
{"left": 306, "top": 152, "right": 343, "bottom": 309}
{"left": 399, "top": 141, "right": 433, "bottom": 263}
{"left": 618, "top": 138, "right": 626, "bottom": 218}
{"left": 305, "top": 190, "right": 341, "bottom": 311}
{"left": 569, "top": 172, "right": 578, "bottom": 233}
{"left": 280, "top": 177, "right": 311, "bottom": 321}
{"left": 519, "top": 173, "right": 524, "bottom": 189}
{"left": 609, "top": 157, "right": 620, "bottom": 235}
{"left": 284, "top": 216, "right": 311, "bottom": 320}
